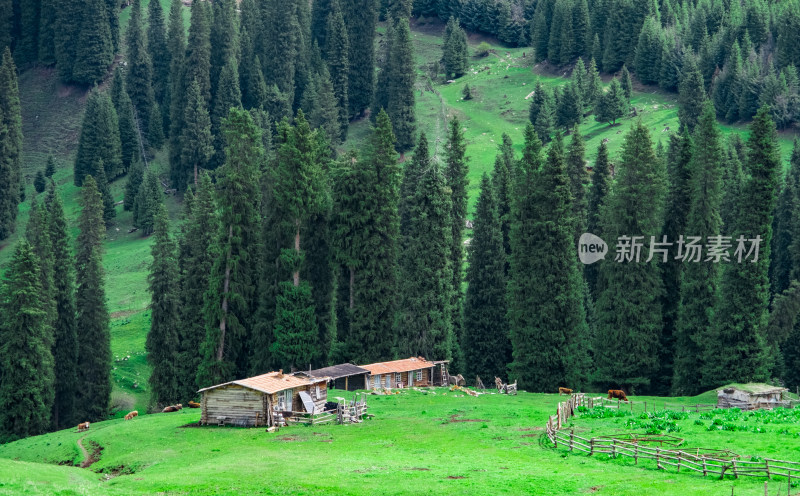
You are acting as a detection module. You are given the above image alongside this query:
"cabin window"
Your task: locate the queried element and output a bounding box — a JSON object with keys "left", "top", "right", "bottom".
{"left": 282, "top": 390, "right": 292, "bottom": 411}
{"left": 373, "top": 375, "right": 380, "bottom": 389}
{"left": 315, "top": 384, "right": 320, "bottom": 399}
{"left": 385, "top": 375, "right": 391, "bottom": 388}
{"left": 416, "top": 370, "right": 423, "bottom": 381}
{"left": 395, "top": 373, "right": 402, "bottom": 385}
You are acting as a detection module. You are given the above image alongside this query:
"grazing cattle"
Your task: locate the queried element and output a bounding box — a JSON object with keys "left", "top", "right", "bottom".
{"left": 559, "top": 387, "right": 573, "bottom": 395}
{"left": 187, "top": 401, "right": 200, "bottom": 409}
{"left": 162, "top": 405, "right": 182, "bottom": 413}
{"left": 124, "top": 410, "right": 138, "bottom": 420}
{"left": 77, "top": 422, "right": 90, "bottom": 432}
{"left": 608, "top": 389, "right": 629, "bottom": 401}
{"left": 495, "top": 377, "right": 504, "bottom": 391}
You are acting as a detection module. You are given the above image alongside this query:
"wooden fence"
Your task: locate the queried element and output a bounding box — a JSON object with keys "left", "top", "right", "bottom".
{"left": 545, "top": 394, "right": 800, "bottom": 493}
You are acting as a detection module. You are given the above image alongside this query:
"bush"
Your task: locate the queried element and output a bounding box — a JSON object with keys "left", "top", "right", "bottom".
{"left": 462, "top": 84, "right": 473, "bottom": 100}
{"left": 110, "top": 391, "right": 136, "bottom": 416}
{"left": 475, "top": 42, "right": 492, "bottom": 57}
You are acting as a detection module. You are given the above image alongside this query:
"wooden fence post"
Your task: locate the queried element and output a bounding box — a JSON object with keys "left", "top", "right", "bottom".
{"left": 644, "top": 401, "right": 647, "bottom": 412}
{"left": 634, "top": 445, "right": 639, "bottom": 465}
{"left": 570, "top": 430, "right": 574, "bottom": 451}
{"left": 612, "top": 439, "right": 616, "bottom": 459}
{"left": 766, "top": 459, "right": 770, "bottom": 479}
{"left": 590, "top": 438, "right": 594, "bottom": 456}
{"left": 702, "top": 458, "right": 707, "bottom": 477}
{"left": 733, "top": 460, "right": 738, "bottom": 479}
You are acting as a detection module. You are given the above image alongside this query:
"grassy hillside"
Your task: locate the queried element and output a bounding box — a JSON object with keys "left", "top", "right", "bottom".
{"left": 1, "top": 9, "right": 798, "bottom": 417}
{"left": 0, "top": 389, "right": 796, "bottom": 495}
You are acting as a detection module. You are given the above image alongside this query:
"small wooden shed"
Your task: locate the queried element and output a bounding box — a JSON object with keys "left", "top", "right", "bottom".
{"left": 361, "top": 357, "right": 437, "bottom": 389}
{"left": 306, "top": 363, "right": 370, "bottom": 391}
{"left": 716, "top": 383, "right": 789, "bottom": 410}
{"left": 198, "top": 370, "right": 329, "bottom": 427}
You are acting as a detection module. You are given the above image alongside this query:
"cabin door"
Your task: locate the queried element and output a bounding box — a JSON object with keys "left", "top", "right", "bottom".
{"left": 284, "top": 390, "right": 293, "bottom": 411}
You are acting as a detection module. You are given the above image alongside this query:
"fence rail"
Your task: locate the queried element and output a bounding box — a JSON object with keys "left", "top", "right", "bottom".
{"left": 545, "top": 394, "right": 799, "bottom": 493}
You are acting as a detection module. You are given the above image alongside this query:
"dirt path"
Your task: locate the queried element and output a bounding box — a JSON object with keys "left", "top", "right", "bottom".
{"left": 77, "top": 435, "right": 101, "bottom": 469}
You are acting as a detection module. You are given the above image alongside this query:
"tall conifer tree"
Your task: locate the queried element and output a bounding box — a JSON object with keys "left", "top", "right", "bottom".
{"left": 74, "top": 90, "right": 123, "bottom": 186}
{"left": 464, "top": 173, "right": 511, "bottom": 381}
{"left": 197, "top": 109, "right": 263, "bottom": 387}
{"left": 147, "top": 0, "right": 170, "bottom": 134}
{"left": 75, "top": 176, "right": 112, "bottom": 422}
{"left": 672, "top": 102, "right": 724, "bottom": 395}
{"left": 0, "top": 241, "right": 54, "bottom": 442}
{"left": 705, "top": 107, "right": 782, "bottom": 386}
{"left": 126, "top": 0, "right": 155, "bottom": 137}
{"left": 71, "top": 0, "right": 114, "bottom": 85}
{"left": 445, "top": 117, "right": 468, "bottom": 371}
{"left": 146, "top": 204, "right": 180, "bottom": 407}
{"left": 177, "top": 174, "right": 218, "bottom": 400}
{"left": 0, "top": 48, "right": 22, "bottom": 240}
{"left": 343, "top": 0, "right": 377, "bottom": 118}
{"left": 387, "top": 18, "right": 416, "bottom": 152}
{"left": 594, "top": 122, "right": 667, "bottom": 393}
{"left": 47, "top": 189, "right": 78, "bottom": 429}
{"left": 396, "top": 134, "right": 454, "bottom": 360}
{"left": 508, "top": 129, "right": 588, "bottom": 390}
{"left": 325, "top": 0, "right": 350, "bottom": 141}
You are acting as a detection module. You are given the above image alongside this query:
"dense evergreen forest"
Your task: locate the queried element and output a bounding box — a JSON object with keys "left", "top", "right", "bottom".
{"left": 0, "top": 0, "right": 799, "bottom": 443}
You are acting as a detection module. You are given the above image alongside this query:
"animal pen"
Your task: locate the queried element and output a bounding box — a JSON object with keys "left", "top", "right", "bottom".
{"left": 545, "top": 394, "right": 800, "bottom": 493}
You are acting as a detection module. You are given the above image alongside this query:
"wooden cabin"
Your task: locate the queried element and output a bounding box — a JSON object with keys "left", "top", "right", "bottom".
{"left": 716, "top": 383, "right": 789, "bottom": 410}
{"left": 361, "top": 357, "right": 439, "bottom": 389}
{"left": 306, "top": 363, "right": 370, "bottom": 391}
{"left": 198, "top": 370, "right": 329, "bottom": 427}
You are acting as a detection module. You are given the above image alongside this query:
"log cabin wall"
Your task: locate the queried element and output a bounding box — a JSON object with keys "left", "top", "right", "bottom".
{"left": 201, "top": 385, "right": 266, "bottom": 426}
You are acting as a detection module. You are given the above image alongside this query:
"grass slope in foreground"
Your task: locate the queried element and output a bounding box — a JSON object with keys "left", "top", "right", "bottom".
{"left": 0, "top": 389, "right": 798, "bottom": 495}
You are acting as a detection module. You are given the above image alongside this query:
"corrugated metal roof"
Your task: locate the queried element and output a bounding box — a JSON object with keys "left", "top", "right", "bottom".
{"left": 360, "top": 357, "right": 435, "bottom": 375}
{"left": 198, "top": 371, "right": 328, "bottom": 395}
{"left": 306, "top": 363, "right": 370, "bottom": 380}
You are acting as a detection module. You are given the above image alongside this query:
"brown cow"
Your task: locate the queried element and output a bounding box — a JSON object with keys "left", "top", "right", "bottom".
{"left": 77, "top": 422, "right": 90, "bottom": 432}
{"left": 607, "top": 389, "right": 629, "bottom": 401}
{"left": 558, "top": 387, "right": 573, "bottom": 395}
{"left": 162, "top": 405, "right": 179, "bottom": 413}
{"left": 124, "top": 410, "right": 138, "bottom": 420}
{"left": 187, "top": 401, "right": 200, "bottom": 409}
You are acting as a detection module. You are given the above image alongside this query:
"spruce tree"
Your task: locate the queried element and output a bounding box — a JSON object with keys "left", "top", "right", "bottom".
{"left": 586, "top": 141, "right": 611, "bottom": 297}
{"left": 16, "top": 0, "right": 41, "bottom": 66}
{"left": 396, "top": 134, "right": 454, "bottom": 360}
{"left": 678, "top": 54, "right": 706, "bottom": 132}
{"left": 53, "top": 0, "right": 81, "bottom": 82}
{"left": 124, "top": 160, "right": 144, "bottom": 212}
{"left": 705, "top": 107, "right": 782, "bottom": 386}
{"left": 508, "top": 129, "right": 588, "bottom": 391}
{"left": 75, "top": 176, "right": 112, "bottom": 422}
{"left": 111, "top": 67, "right": 140, "bottom": 173}
{"left": 167, "top": 0, "right": 186, "bottom": 182}
{"left": 26, "top": 199, "right": 55, "bottom": 354}
{"left": 556, "top": 82, "right": 583, "bottom": 130}
{"left": 0, "top": 241, "right": 54, "bottom": 442}
{"left": 464, "top": 173, "right": 510, "bottom": 382}
{"left": 442, "top": 17, "right": 468, "bottom": 79}
{"left": 585, "top": 57, "right": 603, "bottom": 110}
{"left": 38, "top": 0, "right": 56, "bottom": 66}
{"left": 0, "top": 48, "right": 22, "bottom": 241}
{"left": 771, "top": 146, "right": 799, "bottom": 296}
{"left": 267, "top": 0, "right": 299, "bottom": 110}
{"left": 594, "top": 121, "right": 667, "bottom": 393}
{"left": 197, "top": 109, "right": 263, "bottom": 387}
{"left": 634, "top": 16, "right": 663, "bottom": 85}
{"left": 270, "top": 111, "right": 327, "bottom": 370}
{"left": 146, "top": 204, "right": 180, "bottom": 407}
{"left": 672, "top": 102, "right": 724, "bottom": 395}
{"left": 343, "top": 0, "right": 377, "bottom": 118}
{"left": 567, "top": 127, "right": 589, "bottom": 239}
{"left": 340, "top": 110, "right": 399, "bottom": 363}
{"left": 656, "top": 126, "right": 692, "bottom": 395}
{"left": 126, "top": 0, "right": 154, "bottom": 138}
{"left": 34, "top": 171, "right": 46, "bottom": 194}
{"left": 209, "top": 0, "right": 238, "bottom": 101}
{"left": 71, "top": 0, "right": 114, "bottom": 85}
{"left": 493, "top": 134, "right": 514, "bottom": 266}
{"left": 529, "top": 81, "right": 554, "bottom": 143}
{"left": 147, "top": 0, "right": 170, "bottom": 134}
{"left": 133, "top": 169, "right": 162, "bottom": 236}
{"left": 445, "top": 117, "right": 468, "bottom": 371}
{"left": 73, "top": 90, "right": 123, "bottom": 186}
{"left": 620, "top": 65, "right": 633, "bottom": 100}
{"left": 387, "top": 18, "right": 416, "bottom": 152}
{"left": 183, "top": 1, "right": 212, "bottom": 106}
{"left": 47, "top": 189, "right": 78, "bottom": 429}
{"left": 325, "top": 0, "right": 350, "bottom": 141}
{"left": 179, "top": 79, "right": 214, "bottom": 189}
{"left": 595, "top": 78, "right": 627, "bottom": 125}
{"left": 210, "top": 58, "right": 242, "bottom": 169}
{"left": 176, "top": 174, "right": 219, "bottom": 399}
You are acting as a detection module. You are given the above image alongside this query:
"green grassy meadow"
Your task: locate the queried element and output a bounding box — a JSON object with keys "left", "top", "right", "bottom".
{"left": 0, "top": 389, "right": 798, "bottom": 495}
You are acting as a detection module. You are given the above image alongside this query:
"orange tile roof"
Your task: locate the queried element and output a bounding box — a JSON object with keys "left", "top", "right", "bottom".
{"left": 360, "top": 357, "right": 435, "bottom": 375}
{"left": 197, "top": 371, "right": 327, "bottom": 395}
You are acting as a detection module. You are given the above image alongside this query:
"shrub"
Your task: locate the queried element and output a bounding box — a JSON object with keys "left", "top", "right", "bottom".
{"left": 475, "top": 42, "right": 492, "bottom": 57}
{"left": 462, "top": 84, "right": 473, "bottom": 100}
